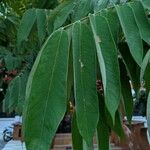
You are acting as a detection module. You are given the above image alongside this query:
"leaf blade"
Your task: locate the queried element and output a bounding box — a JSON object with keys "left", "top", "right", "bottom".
{"left": 140, "top": 50, "right": 150, "bottom": 90}
{"left": 53, "top": 0, "right": 76, "bottom": 30}
{"left": 147, "top": 92, "right": 150, "bottom": 136}
{"left": 72, "top": 22, "right": 99, "bottom": 145}
{"left": 115, "top": 4, "right": 143, "bottom": 66}
{"left": 17, "top": 9, "right": 36, "bottom": 50}
{"left": 97, "top": 94, "right": 110, "bottom": 150}
{"left": 120, "top": 60, "right": 133, "bottom": 123}
{"left": 72, "top": 0, "right": 92, "bottom": 21}
{"left": 23, "top": 29, "right": 69, "bottom": 150}
{"left": 89, "top": 14, "right": 121, "bottom": 122}
{"left": 72, "top": 113, "right": 83, "bottom": 150}
{"left": 36, "top": 9, "right": 47, "bottom": 45}
{"left": 129, "top": 1, "right": 150, "bottom": 45}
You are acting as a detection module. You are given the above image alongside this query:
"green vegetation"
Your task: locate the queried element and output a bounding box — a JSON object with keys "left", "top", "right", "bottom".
{"left": 0, "top": 0, "right": 150, "bottom": 149}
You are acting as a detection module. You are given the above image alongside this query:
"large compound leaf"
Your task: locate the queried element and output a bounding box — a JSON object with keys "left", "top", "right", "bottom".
{"left": 17, "top": 9, "right": 36, "bottom": 50}
{"left": 140, "top": 50, "right": 150, "bottom": 90}
{"left": 129, "top": 1, "right": 150, "bottom": 45}
{"left": 72, "top": 22, "right": 99, "bottom": 146}
{"left": 89, "top": 14, "right": 121, "bottom": 122}
{"left": 23, "top": 29, "right": 69, "bottom": 150}
{"left": 116, "top": 4, "right": 143, "bottom": 66}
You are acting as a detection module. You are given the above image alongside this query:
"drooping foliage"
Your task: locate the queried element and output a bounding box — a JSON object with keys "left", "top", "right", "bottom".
{"left": 22, "top": 0, "right": 150, "bottom": 150}
{"left": 0, "top": 0, "right": 150, "bottom": 150}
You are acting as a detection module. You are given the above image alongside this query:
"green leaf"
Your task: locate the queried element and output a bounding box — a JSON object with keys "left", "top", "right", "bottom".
{"left": 147, "top": 92, "right": 150, "bottom": 136}
{"left": 144, "top": 63, "right": 150, "bottom": 90}
{"left": 140, "top": 50, "right": 150, "bottom": 81}
{"left": 9, "top": 76, "right": 20, "bottom": 112}
{"left": 3, "top": 71, "right": 28, "bottom": 114}
{"left": 0, "top": 46, "right": 11, "bottom": 56}
{"left": 3, "top": 76, "right": 20, "bottom": 112}
{"left": 83, "top": 139, "right": 93, "bottom": 150}
{"left": 115, "top": 4, "right": 143, "bottom": 66}
{"left": 104, "top": 106, "right": 124, "bottom": 138}
{"left": 72, "top": 113, "right": 83, "bottom": 150}
{"left": 3, "top": 85, "right": 11, "bottom": 112}
{"left": 72, "top": 0, "right": 92, "bottom": 21}
{"left": 17, "top": 9, "right": 36, "bottom": 50}
{"left": 120, "top": 60, "right": 133, "bottom": 123}
{"left": 141, "top": 0, "right": 150, "bottom": 9}
{"left": 45, "top": 10, "right": 54, "bottom": 34}
{"left": 119, "top": 43, "right": 140, "bottom": 92}
{"left": 93, "top": 0, "right": 109, "bottom": 12}
{"left": 67, "top": 47, "right": 73, "bottom": 100}
{"left": 23, "top": 29, "right": 69, "bottom": 150}
{"left": 140, "top": 50, "right": 150, "bottom": 90}
{"left": 72, "top": 22, "right": 99, "bottom": 145}
{"left": 97, "top": 120, "right": 109, "bottom": 150}
{"left": 109, "top": 0, "right": 120, "bottom": 5}
{"left": 16, "top": 71, "right": 29, "bottom": 114}
{"left": 4, "top": 54, "right": 22, "bottom": 71}
{"left": 129, "top": 1, "right": 150, "bottom": 45}
{"left": 97, "top": 102, "right": 123, "bottom": 145}
{"left": 36, "top": 9, "right": 47, "bottom": 45}
{"left": 112, "top": 111, "right": 124, "bottom": 139}
{"left": 53, "top": 0, "right": 76, "bottom": 30}
{"left": 100, "top": 9, "right": 120, "bottom": 44}
{"left": 97, "top": 94, "right": 110, "bottom": 150}
{"left": 47, "top": 0, "right": 76, "bottom": 33}
{"left": 89, "top": 14, "right": 121, "bottom": 122}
